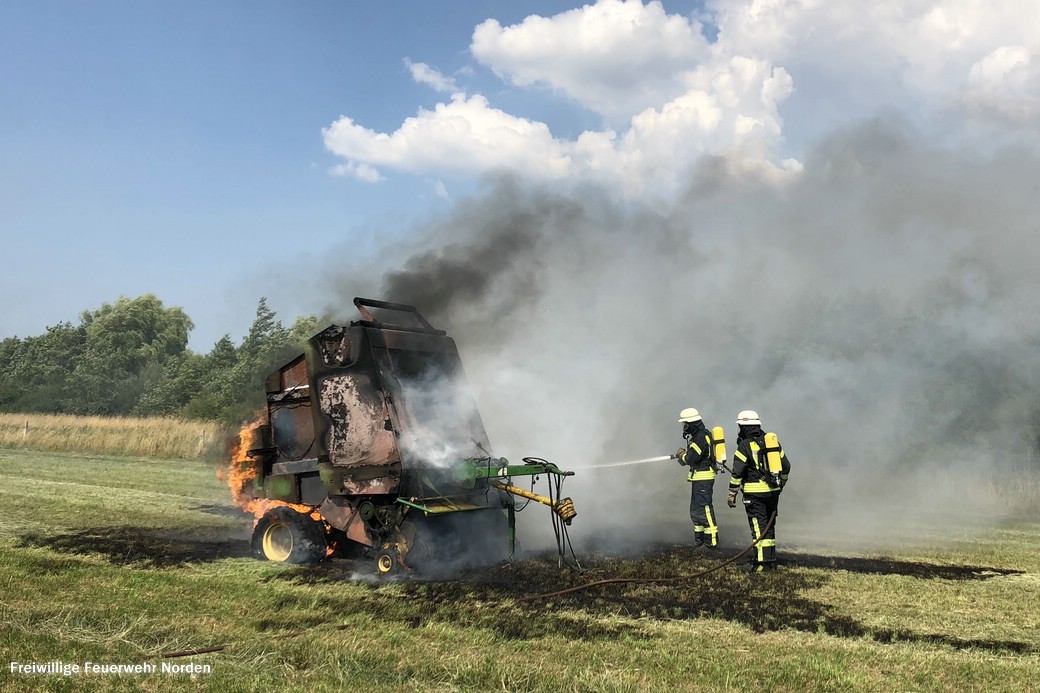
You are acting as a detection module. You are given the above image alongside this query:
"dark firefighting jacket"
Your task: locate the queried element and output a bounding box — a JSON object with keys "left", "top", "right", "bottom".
{"left": 680, "top": 421, "right": 716, "bottom": 482}
{"left": 728, "top": 425, "right": 790, "bottom": 496}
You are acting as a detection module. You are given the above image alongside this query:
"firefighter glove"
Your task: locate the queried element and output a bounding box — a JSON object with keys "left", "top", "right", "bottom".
{"left": 727, "top": 491, "right": 738, "bottom": 508}
{"left": 675, "top": 448, "right": 686, "bottom": 464}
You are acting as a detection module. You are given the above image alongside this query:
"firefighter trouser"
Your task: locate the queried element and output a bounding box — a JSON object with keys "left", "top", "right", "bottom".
{"left": 743, "top": 492, "right": 779, "bottom": 570}
{"left": 689, "top": 479, "right": 718, "bottom": 547}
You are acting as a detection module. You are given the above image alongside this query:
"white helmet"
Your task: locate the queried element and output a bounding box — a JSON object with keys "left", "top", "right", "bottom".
{"left": 736, "top": 410, "right": 761, "bottom": 426}
{"left": 678, "top": 407, "right": 702, "bottom": 423}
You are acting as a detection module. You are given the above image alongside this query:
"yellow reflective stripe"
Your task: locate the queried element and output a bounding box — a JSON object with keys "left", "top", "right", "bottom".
{"left": 758, "top": 539, "right": 776, "bottom": 548}
{"left": 694, "top": 525, "right": 704, "bottom": 532}
{"left": 705, "top": 506, "right": 716, "bottom": 530}
{"left": 728, "top": 480, "right": 741, "bottom": 490}
{"left": 749, "top": 442, "right": 761, "bottom": 468}
{"left": 734, "top": 450, "right": 747, "bottom": 462}
{"left": 690, "top": 442, "right": 703, "bottom": 455}
{"left": 690, "top": 469, "right": 716, "bottom": 481}
{"left": 742, "top": 481, "right": 774, "bottom": 493}
{"left": 752, "top": 518, "right": 764, "bottom": 562}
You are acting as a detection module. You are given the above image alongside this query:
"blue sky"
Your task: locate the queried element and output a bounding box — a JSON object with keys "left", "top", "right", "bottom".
{"left": 1, "top": 1, "right": 621, "bottom": 349}
{"left": 2, "top": 0, "right": 1037, "bottom": 352}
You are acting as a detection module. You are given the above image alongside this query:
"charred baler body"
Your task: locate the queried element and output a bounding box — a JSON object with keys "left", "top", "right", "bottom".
{"left": 244, "top": 298, "right": 575, "bottom": 574}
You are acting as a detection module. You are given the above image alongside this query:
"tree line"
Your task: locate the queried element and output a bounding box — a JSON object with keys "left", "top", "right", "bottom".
{"left": 0, "top": 294, "right": 319, "bottom": 423}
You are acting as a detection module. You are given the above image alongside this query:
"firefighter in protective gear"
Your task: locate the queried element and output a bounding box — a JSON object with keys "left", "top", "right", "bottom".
{"left": 727, "top": 410, "right": 790, "bottom": 572}
{"left": 676, "top": 407, "right": 720, "bottom": 548}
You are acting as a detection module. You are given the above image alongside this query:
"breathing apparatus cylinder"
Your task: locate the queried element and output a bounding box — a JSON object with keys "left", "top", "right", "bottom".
{"left": 764, "top": 431, "right": 782, "bottom": 486}
{"left": 712, "top": 426, "right": 726, "bottom": 464}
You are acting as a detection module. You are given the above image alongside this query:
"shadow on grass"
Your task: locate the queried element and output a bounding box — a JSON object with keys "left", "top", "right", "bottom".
{"left": 17, "top": 526, "right": 251, "bottom": 567}
{"left": 783, "top": 553, "right": 1023, "bottom": 580}
{"left": 191, "top": 503, "right": 247, "bottom": 519}
{"left": 269, "top": 544, "right": 1035, "bottom": 653}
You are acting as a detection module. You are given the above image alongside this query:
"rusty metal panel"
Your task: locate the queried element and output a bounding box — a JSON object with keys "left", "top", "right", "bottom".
{"left": 282, "top": 357, "right": 309, "bottom": 390}
{"left": 317, "top": 496, "right": 374, "bottom": 547}
{"left": 318, "top": 371, "right": 398, "bottom": 468}
{"left": 267, "top": 354, "right": 310, "bottom": 394}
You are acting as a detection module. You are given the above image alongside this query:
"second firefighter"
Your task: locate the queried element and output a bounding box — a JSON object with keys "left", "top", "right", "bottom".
{"left": 676, "top": 407, "right": 720, "bottom": 548}
{"left": 727, "top": 409, "right": 791, "bottom": 572}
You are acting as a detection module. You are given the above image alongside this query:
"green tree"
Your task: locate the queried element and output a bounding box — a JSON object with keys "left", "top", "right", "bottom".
{"left": 287, "top": 314, "right": 322, "bottom": 346}
{"left": 0, "top": 322, "right": 85, "bottom": 413}
{"left": 66, "top": 295, "right": 194, "bottom": 415}
{"left": 178, "top": 335, "right": 239, "bottom": 421}
{"left": 0, "top": 294, "right": 321, "bottom": 423}
{"left": 133, "top": 351, "right": 209, "bottom": 417}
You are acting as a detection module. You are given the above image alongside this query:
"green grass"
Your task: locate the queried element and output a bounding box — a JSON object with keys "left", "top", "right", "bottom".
{"left": 1, "top": 447, "right": 1039, "bottom": 692}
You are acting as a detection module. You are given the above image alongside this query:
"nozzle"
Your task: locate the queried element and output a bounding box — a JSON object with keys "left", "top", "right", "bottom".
{"left": 554, "top": 497, "right": 577, "bottom": 525}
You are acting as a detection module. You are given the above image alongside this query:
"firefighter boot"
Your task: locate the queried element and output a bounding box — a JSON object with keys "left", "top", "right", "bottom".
{"left": 693, "top": 530, "right": 704, "bottom": 548}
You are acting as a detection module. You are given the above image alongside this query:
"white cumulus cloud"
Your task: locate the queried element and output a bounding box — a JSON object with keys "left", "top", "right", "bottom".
{"left": 323, "top": 0, "right": 1040, "bottom": 192}
{"left": 471, "top": 0, "right": 710, "bottom": 123}
{"left": 322, "top": 93, "right": 573, "bottom": 180}
{"left": 404, "top": 58, "right": 458, "bottom": 93}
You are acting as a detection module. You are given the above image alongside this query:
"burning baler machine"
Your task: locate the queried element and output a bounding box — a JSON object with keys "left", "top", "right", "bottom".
{"left": 238, "top": 298, "right": 577, "bottom": 574}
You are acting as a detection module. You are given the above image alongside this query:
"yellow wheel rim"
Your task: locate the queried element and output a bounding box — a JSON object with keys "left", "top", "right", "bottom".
{"left": 377, "top": 553, "right": 394, "bottom": 574}
{"left": 262, "top": 523, "right": 293, "bottom": 562}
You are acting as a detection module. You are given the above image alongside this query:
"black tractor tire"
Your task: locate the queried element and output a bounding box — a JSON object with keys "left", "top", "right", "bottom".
{"left": 251, "top": 506, "right": 327, "bottom": 564}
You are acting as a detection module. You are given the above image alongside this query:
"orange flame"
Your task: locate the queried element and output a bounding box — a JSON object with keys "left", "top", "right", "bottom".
{"left": 223, "top": 416, "right": 319, "bottom": 526}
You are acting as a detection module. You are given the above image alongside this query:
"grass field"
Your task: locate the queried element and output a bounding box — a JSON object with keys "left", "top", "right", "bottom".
{"left": 1, "top": 447, "right": 1039, "bottom": 692}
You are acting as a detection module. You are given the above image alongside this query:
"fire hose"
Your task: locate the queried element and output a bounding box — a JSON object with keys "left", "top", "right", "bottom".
{"left": 517, "top": 511, "right": 777, "bottom": 602}
{"left": 579, "top": 453, "right": 737, "bottom": 475}
{"left": 578, "top": 454, "right": 678, "bottom": 469}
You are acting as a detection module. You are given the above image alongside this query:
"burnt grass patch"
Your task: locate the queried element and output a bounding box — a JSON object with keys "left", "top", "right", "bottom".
{"left": 272, "top": 544, "right": 1034, "bottom": 652}
{"left": 17, "top": 526, "right": 251, "bottom": 567}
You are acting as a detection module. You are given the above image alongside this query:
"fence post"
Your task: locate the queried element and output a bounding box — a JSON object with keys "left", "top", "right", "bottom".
{"left": 23, "top": 420, "right": 29, "bottom": 441}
